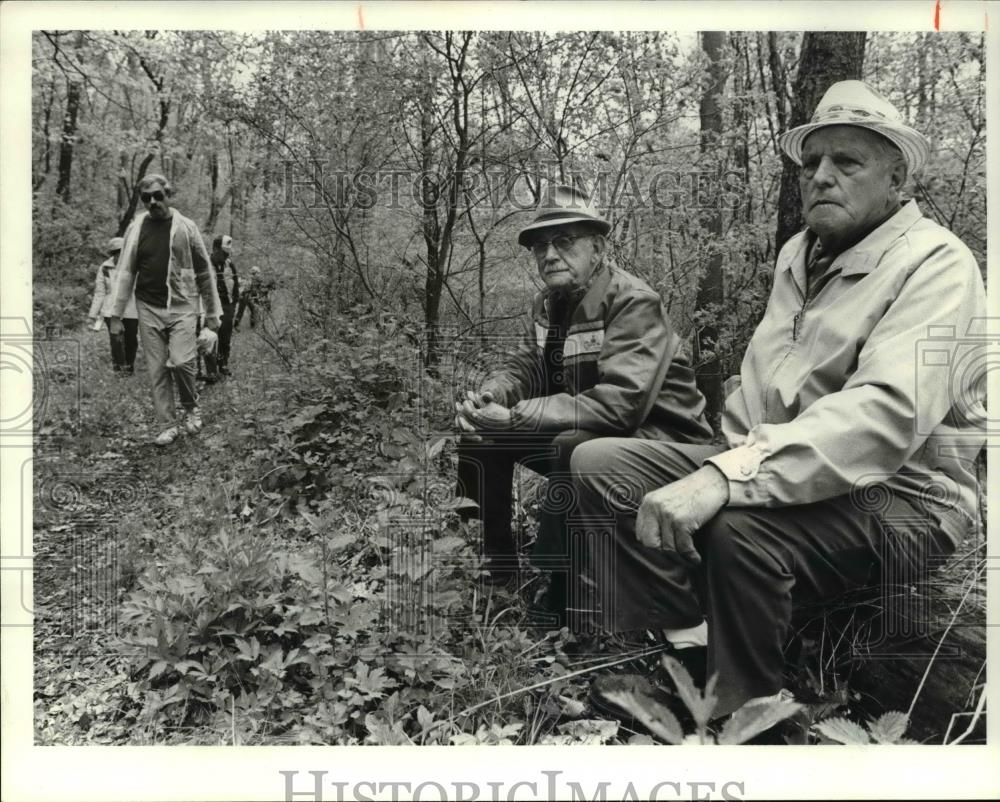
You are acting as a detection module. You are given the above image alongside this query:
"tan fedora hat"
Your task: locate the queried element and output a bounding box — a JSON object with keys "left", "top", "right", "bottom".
{"left": 517, "top": 183, "right": 611, "bottom": 247}
{"left": 779, "top": 80, "right": 930, "bottom": 174}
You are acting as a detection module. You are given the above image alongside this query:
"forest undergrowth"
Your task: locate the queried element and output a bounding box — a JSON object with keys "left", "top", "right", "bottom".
{"left": 32, "top": 307, "right": 986, "bottom": 746}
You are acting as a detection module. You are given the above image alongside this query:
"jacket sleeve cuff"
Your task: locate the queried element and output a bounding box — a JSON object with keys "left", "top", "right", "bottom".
{"left": 704, "top": 445, "right": 768, "bottom": 505}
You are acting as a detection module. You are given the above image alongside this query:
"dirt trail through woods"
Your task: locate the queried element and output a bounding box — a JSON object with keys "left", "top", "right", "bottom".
{"left": 33, "top": 325, "right": 275, "bottom": 743}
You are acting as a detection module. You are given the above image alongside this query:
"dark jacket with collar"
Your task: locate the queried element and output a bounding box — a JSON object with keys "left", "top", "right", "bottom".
{"left": 481, "top": 263, "right": 712, "bottom": 443}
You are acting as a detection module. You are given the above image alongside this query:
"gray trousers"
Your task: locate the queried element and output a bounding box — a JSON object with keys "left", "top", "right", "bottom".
{"left": 136, "top": 299, "right": 199, "bottom": 424}
{"left": 569, "top": 438, "right": 955, "bottom": 717}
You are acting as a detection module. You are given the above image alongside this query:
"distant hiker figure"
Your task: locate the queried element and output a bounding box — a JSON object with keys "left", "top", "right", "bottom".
{"left": 210, "top": 234, "right": 240, "bottom": 374}
{"left": 107, "top": 174, "right": 222, "bottom": 446}
{"left": 88, "top": 236, "right": 137, "bottom": 375}
{"left": 235, "top": 265, "right": 274, "bottom": 330}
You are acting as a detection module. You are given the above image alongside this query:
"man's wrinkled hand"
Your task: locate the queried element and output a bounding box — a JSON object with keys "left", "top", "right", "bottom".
{"left": 453, "top": 390, "right": 496, "bottom": 443}
{"left": 107, "top": 316, "right": 124, "bottom": 335}
{"left": 205, "top": 316, "right": 221, "bottom": 332}
{"left": 464, "top": 399, "right": 513, "bottom": 431}
{"left": 453, "top": 407, "right": 483, "bottom": 443}
{"left": 635, "top": 466, "right": 730, "bottom": 566}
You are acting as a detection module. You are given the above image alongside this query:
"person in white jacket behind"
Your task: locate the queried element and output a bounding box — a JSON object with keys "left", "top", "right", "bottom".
{"left": 87, "top": 236, "right": 138, "bottom": 375}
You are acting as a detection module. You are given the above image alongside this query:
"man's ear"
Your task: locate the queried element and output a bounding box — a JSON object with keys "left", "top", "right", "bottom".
{"left": 888, "top": 159, "right": 907, "bottom": 193}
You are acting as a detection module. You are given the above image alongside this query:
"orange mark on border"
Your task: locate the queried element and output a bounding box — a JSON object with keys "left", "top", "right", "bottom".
{"left": 934, "top": 0, "right": 941, "bottom": 30}
{"left": 358, "top": 4, "right": 365, "bottom": 30}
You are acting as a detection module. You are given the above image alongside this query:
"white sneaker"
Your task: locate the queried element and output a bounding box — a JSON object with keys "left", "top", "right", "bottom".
{"left": 183, "top": 407, "right": 203, "bottom": 434}
{"left": 663, "top": 620, "right": 708, "bottom": 649}
{"left": 154, "top": 426, "right": 180, "bottom": 446}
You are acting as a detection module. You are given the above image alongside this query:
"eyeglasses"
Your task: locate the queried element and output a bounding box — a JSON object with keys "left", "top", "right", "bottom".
{"left": 140, "top": 190, "right": 166, "bottom": 203}
{"left": 529, "top": 234, "right": 588, "bottom": 257}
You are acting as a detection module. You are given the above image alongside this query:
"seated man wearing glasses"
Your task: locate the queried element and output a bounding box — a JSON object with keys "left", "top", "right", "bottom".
{"left": 454, "top": 184, "right": 712, "bottom": 605}
{"left": 108, "top": 173, "right": 222, "bottom": 446}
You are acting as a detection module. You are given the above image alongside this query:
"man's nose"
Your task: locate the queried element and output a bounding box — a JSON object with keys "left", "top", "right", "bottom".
{"left": 810, "top": 155, "right": 836, "bottom": 186}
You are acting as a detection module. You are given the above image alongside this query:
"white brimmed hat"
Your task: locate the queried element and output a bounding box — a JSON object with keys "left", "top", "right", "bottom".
{"left": 778, "top": 80, "right": 930, "bottom": 175}
{"left": 517, "top": 184, "right": 610, "bottom": 247}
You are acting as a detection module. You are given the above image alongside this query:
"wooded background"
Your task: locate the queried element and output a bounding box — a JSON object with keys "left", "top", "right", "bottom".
{"left": 33, "top": 30, "right": 986, "bottom": 424}
{"left": 30, "top": 29, "right": 989, "bottom": 748}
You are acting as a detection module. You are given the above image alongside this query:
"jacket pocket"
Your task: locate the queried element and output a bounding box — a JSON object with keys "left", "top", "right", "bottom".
{"left": 177, "top": 267, "right": 198, "bottom": 303}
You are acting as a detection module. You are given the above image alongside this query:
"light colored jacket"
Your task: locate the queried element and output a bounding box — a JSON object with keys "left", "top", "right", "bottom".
{"left": 481, "top": 264, "right": 713, "bottom": 443}
{"left": 89, "top": 258, "right": 137, "bottom": 319}
{"left": 707, "top": 200, "right": 986, "bottom": 547}
{"left": 109, "top": 209, "right": 221, "bottom": 320}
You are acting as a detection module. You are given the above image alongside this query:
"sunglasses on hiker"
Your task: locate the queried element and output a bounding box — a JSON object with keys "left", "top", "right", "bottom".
{"left": 529, "top": 234, "right": 588, "bottom": 257}
{"left": 140, "top": 190, "right": 166, "bottom": 203}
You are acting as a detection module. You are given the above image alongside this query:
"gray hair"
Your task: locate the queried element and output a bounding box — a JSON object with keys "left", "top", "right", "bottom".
{"left": 867, "top": 132, "right": 908, "bottom": 184}
{"left": 137, "top": 173, "right": 173, "bottom": 197}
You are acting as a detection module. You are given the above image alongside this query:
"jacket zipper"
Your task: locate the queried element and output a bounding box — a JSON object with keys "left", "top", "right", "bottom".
{"left": 765, "top": 277, "right": 810, "bottom": 417}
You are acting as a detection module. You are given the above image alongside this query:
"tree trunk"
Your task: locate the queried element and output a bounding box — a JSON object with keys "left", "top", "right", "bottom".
{"left": 116, "top": 153, "right": 155, "bottom": 236}
{"left": 693, "top": 31, "right": 728, "bottom": 428}
{"left": 731, "top": 33, "right": 752, "bottom": 224}
{"left": 228, "top": 134, "right": 244, "bottom": 240}
{"left": 419, "top": 82, "right": 443, "bottom": 368}
{"left": 116, "top": 45, "right": 172, "bottom": 236}
{"left": 41, "top": 79, "right": 55, "bottom": 183}
{"left": 55, "top": 78, "right": 81, "bottom": 203}
{"left": 774, "top": 32, "right": 867, "bottom": 253}
{"left": 767, "top": 32, "right": 788, "bottom": 134}
{"left": 205, "top": 152, "right": 221, "bottom": 233}
{"left": 116, "top": 154, "right": 129, "bottom": 215}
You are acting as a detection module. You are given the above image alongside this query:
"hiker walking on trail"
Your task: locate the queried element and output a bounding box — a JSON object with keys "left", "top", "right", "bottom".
{"left": 234, "top": 265, "right": 274, "bottom": 330}
{"left": 210, "top": 234, "right": 240, "bottom": 374}
{"left": 107, "top": 174, "right": 222, "bottom": 446}
{"left": 88, "top": 236, "right": 138, "bottom": 375}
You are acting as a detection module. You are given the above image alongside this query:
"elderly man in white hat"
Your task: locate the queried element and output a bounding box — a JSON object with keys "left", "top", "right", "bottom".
{"left": 569, "top": 81, "right": 987, "bottom": 719}
{"left": 454, "top": 184, "right": 713, "bottom": 600}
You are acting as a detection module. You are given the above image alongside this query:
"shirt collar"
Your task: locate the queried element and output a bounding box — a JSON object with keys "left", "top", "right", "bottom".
{"left": 835, "top": 199, "right": 923, "bottom": 276}
{"left": 781, "top": 200, "right": 923, "bottom": 283}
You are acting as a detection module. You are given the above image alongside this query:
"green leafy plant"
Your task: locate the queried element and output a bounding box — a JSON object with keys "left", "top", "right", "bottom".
{"left": 594, "top": 655, "right": 803, "bottom": 745}
{"left": 813, "top": 711, "right": 917, "bottom": 744}
{"left": 118, "top": 510, "right": 352, "bottom": 734}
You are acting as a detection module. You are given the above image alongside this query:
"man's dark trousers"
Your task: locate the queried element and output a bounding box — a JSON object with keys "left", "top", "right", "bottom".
{"left": 569, "top": 438, "right": 958, "bottom": 717}
{"left": 455, "top": 429, "right": 603, "bottom": 581}
{"left": 105, "top": 317, "right": 138, "bottom": 372}
{"left": 218, "top": 302, "right": 236, "bottom": 368}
